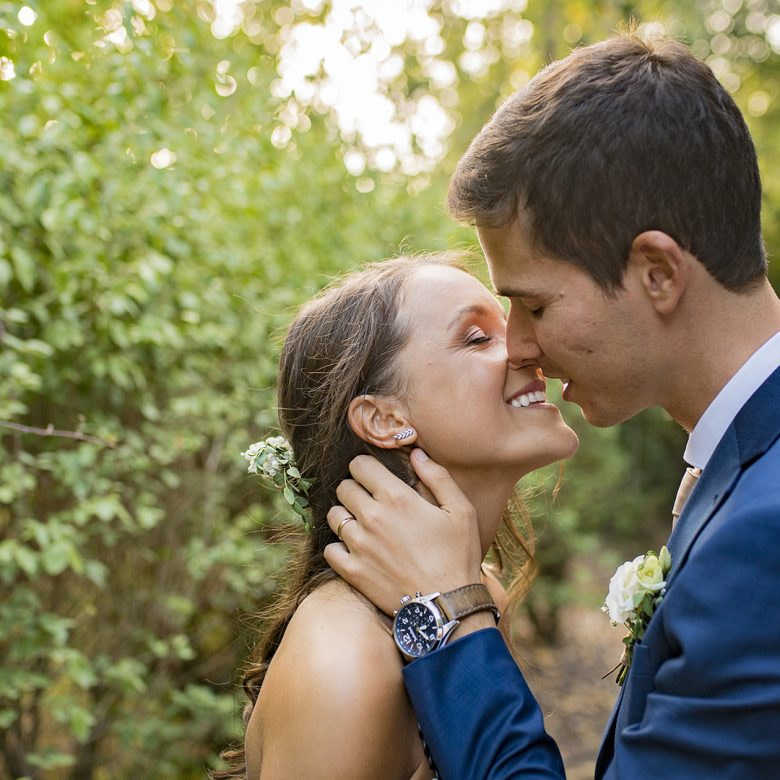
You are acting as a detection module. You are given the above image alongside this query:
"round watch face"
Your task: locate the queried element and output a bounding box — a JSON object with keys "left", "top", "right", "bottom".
{"left": 393, "top": 601, "right": 441, "bottom": 658}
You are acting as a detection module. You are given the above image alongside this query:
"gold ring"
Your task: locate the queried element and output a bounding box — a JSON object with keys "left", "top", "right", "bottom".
{"left": 336, "top": 515, "right": 357, "bottom": 541}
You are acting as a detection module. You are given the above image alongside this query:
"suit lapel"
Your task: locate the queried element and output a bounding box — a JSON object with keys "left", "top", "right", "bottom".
{"left": 594, "top": 366, "right": 780, "bottom": 779}
{"left": 596, "top": 429, "right": 743, "bottom": 778}
{"left": 667, "top": 365, "right": 780, "bottom": 577}
{"left": 595, "top": 684, "right": 625, "bottom": 777}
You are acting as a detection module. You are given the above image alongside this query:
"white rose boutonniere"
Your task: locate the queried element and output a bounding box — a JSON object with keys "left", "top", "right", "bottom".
{"left": 602, "top": 546, "right": 671, "bottom": 685}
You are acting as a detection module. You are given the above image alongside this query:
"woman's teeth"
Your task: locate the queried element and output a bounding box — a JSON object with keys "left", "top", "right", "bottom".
{"left": 509, "top": 391, "right": 546, "bottom": 408}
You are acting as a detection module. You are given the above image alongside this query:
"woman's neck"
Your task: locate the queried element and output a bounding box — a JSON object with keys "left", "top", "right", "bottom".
{"left": 416, "top": 465, "right": 521, "bottom": 558}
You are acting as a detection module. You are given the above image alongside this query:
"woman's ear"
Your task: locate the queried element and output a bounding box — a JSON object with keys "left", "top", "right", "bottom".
{"left": 628, "top": 230, "right": 691, "bottom": 315}
{"left": 348, "top": 394, "right": 417, "bottom": 449}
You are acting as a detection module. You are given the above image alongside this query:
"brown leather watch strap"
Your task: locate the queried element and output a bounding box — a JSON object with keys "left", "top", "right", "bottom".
{"left": 435, "top": 583, "right": 500, "bottom": 623}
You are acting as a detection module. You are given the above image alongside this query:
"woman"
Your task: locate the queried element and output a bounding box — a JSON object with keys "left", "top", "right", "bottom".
{"left": 216, "top": 254, "right": 578, "bottom": 778}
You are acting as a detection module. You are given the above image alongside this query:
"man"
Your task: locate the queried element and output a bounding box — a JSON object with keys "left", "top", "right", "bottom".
{"left": 324, "top": 32, "right": 780, "bottom": 778}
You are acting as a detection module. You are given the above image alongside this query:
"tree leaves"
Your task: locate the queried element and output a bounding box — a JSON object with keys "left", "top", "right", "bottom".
{"left": 1, "top": 0, "right": 777, "bottom": 774}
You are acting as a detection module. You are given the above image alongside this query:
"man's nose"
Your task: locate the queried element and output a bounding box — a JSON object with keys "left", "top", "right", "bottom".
{"left": 506, "top": 305, "right": 543, "bottom": 368}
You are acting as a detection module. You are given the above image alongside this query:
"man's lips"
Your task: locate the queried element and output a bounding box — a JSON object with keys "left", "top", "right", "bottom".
{"left": 506, "top": 378, "right": 547, "bottom": 408}
{"left": 541, "top": 373, "right": 572, "bottom": 390}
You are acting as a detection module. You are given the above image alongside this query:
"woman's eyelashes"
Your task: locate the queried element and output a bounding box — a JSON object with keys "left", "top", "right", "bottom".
{"left": 464, "top": 327, "right": 494, "bottom": 346}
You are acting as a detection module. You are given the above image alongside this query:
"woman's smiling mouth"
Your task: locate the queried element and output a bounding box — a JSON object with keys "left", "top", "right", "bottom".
{"left": 506, "top": 379, "right": 547, "bottom": 408}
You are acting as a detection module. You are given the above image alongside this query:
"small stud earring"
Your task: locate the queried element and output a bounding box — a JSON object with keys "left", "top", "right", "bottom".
{"left": 393, "top": 427, "right": 415, "bottom": 441}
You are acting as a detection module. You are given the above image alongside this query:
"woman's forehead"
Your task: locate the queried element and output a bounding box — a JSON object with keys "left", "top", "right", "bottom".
{"left": 404, "top": 264, "right": 500, "bottom": 313}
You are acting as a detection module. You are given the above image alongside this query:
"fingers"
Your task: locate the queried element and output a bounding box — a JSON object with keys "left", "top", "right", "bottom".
{"left": 335, "top": 515, "right": 357, "bottom": 541}
{"left": 326, "top": 503, "right": 362, "bottom": 546}
{"left": 335, "top": 477, "right": 376, "bottom": 522}
{"left": 347, "top": 454, "right": 419, "bottom": 503}
{"left": 324, "top": 541, "right": 370, "bottom": 599}
{"left": 323, "top": 540, "right": 400, "bottom": 617}
{"left": 323, "top": 541, "right": 351, "bottom": 576}
{"left": 410, "top": 448, "right": 471, "bottom": 513}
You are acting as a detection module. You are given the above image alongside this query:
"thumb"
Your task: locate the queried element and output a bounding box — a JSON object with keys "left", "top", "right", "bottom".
{"left": 410, "top": 448, "right": 472, "bottom": 515}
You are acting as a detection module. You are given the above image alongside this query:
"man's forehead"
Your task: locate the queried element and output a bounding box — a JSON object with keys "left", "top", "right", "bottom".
{"left": 478, "top": 220, "right": 549, "bottom": 294}
{"left": 485, "top": 255, "right": 549, "bottom": 299}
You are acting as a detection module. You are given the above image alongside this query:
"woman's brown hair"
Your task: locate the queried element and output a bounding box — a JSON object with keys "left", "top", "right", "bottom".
{"left": 213, "top": 254, "right": 535, "bottom": 777}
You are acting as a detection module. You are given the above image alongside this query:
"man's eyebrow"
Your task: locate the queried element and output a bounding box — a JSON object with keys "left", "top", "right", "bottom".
{"left": 493, "top": 286, "right": 542, "bottom": 298}
{"left": 447, "top": 303, "right": 504, "bottom": 329}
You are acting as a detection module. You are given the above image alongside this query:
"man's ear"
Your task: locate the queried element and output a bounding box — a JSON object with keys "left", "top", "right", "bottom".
{"left": 348, "top": 394, "right": 417, "bottom": 449}
{"left": 628, "top": 230, "right": 691, "bottom": 315}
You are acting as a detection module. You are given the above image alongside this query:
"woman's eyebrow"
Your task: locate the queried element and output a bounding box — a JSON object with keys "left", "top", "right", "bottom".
{"left": 447, "top": 302, "right": 505, "bottom": 330}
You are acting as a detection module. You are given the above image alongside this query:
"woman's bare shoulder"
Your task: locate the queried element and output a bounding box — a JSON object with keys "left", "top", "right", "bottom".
{"left": 245, "top": 578, "right": 425, "bottom": 779}
{"left": 265, "top": 577, "right": 402, "bottom": 699}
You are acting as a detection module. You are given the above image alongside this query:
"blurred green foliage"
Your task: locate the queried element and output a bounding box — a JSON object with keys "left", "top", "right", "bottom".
{"left": 0, "top": 0, "right": 777, "bottom": 776}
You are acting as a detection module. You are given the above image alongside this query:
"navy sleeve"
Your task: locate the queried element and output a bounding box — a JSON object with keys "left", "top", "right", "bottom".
{"left": 403, "top": 628, "right": 565, "bottom": 779}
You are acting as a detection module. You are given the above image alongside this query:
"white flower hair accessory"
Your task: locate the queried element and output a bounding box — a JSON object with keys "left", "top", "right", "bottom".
{"left": 241, "top": 436, "right": 313, "bottom": 529}
{"left": 602, "top": 546, "right": 671, "bottom": 685}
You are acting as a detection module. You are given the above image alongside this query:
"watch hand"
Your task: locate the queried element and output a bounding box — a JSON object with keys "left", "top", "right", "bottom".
{"left": 415, "top": 626, "right": 432, "bottom": 641}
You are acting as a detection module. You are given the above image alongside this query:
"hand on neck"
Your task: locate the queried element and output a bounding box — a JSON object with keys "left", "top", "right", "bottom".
{"left": 427, "top": 464, "right": 526, "bottom": 558}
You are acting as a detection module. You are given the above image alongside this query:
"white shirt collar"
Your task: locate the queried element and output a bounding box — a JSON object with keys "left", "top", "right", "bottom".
{"left": 684, "top": 330, "right": 780, "bottom": 470}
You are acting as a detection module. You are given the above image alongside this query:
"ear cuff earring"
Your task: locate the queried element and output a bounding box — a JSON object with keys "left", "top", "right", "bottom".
{"left": 393, "top": 427, "right": 416, "bottom": 441}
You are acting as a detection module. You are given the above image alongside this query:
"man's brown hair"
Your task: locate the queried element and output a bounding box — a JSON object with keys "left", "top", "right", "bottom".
{"left": 448, "top": 32, "right": 766, "bottom": 292}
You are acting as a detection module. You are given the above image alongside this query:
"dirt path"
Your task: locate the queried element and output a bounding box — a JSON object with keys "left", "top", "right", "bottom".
{"left": 514, "top": 604, "right": 626, "bottom": 780}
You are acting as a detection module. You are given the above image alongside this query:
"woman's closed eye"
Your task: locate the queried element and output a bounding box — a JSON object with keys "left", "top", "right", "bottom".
{"left": 465, "top": 328, "right": 494, "bottom": 345}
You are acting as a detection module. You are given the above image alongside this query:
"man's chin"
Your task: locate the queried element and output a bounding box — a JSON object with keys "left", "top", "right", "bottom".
{"left": 563, "top": 383, "right": 638, "bottom": 428}
{"left": 577, "top": 401, "right": 634, "bottom": 429}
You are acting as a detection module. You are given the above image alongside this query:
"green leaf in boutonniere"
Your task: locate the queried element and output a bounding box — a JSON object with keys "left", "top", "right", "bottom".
{"left": 602, "top": 546, "right": 671, "bottom": 685}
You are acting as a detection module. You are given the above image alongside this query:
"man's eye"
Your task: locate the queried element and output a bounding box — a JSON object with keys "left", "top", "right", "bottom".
{"left": 529, "top": 306, "right": 545, "bottom": 319}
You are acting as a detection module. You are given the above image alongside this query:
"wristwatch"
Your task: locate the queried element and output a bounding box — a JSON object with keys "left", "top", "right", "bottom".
{"left": 392, "top": 583, "right": 500, "bottom": 662}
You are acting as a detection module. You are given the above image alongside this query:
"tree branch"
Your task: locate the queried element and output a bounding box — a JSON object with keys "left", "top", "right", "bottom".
{"left": 0, "top": 420, "right": 116, "bottom": 447}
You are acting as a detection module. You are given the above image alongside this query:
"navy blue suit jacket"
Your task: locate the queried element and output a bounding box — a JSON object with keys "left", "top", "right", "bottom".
{"left": 404, "top": 367, "right": 780, "bottom": 779}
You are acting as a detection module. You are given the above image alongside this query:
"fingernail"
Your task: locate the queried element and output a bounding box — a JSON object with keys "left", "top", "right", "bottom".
{"left": 412, "top": 448, "right": 428, "bottom": 463}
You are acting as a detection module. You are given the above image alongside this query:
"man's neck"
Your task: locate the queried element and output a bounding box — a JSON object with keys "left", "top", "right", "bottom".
{"left": 663, "top": 279, "right": 780, "bottom": 433}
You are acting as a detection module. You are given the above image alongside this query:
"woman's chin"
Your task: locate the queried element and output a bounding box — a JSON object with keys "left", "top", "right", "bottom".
{"left": 559, "top": 428, "right": 580, "bottom": 459}
{"left": 440, "top": 427, "right": 579, "bottom": 481}
{"left": 512, "top": 429, "right": 580, "bottom": 474}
